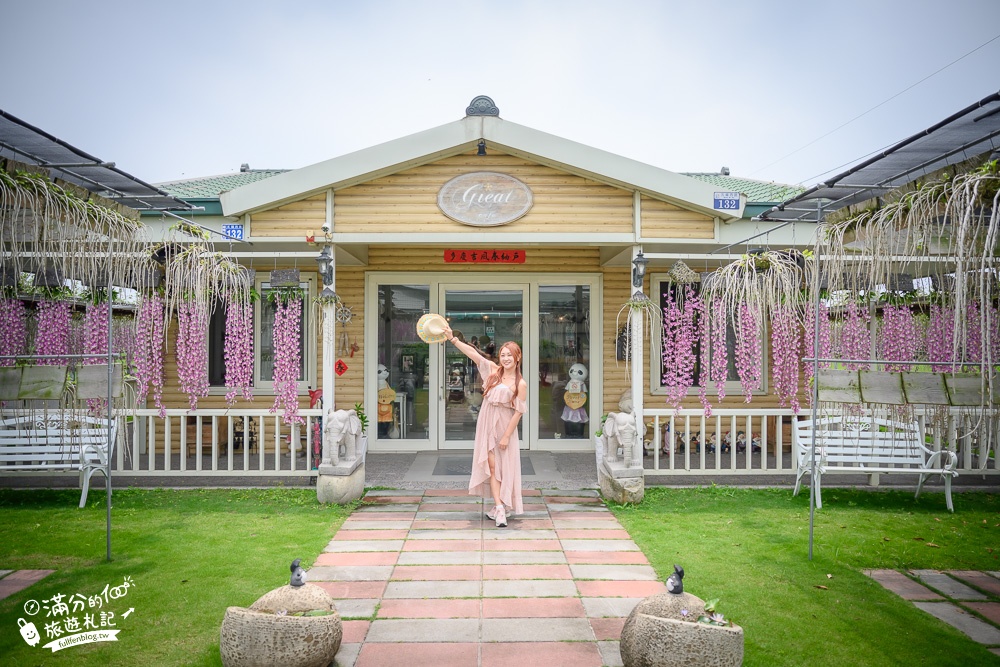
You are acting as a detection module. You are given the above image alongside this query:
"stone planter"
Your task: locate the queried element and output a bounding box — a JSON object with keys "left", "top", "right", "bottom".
{"left": 621, "top": 592, "right": 743, "bottom": 667}
{"left": 220, "top": 583, "right": 342, "bottom": 667}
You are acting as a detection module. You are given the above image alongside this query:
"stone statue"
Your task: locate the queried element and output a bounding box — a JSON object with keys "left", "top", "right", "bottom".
{"left": 602, "top": 410, "right": 646, "bottom": 464}
{"left": 666, "top": 564, "right": 684, "bottom": 594}
{"left": 323, "top": 408, "right": 362, "bottom": 466}
{"left": 290, "top": 558, "right": 307, "bottom": 587}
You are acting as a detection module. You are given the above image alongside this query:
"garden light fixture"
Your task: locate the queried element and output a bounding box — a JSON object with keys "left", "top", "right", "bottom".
{"left": 631, "top": 251, "right": 649, "bottom": 288}
{"left": 315, "top": 245, "right": 334, "bottom": 286}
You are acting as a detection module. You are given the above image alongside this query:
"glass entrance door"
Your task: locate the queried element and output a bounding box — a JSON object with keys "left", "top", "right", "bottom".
{"left": 438, "top": 285, "right": 527, "bottom": 450}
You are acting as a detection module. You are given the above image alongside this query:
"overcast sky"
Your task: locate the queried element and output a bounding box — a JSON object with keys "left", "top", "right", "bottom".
{"left": 2, "top": 0, "right": 998, "bottom": 188}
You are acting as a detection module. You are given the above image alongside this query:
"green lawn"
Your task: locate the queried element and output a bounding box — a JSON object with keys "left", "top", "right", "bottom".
{"left": 0, "top": 488, "right": 353, "bottom": 666}
{"left": 2, "top": 485, "right": 998, "bottom": 666}
{"left": 610, "top": 486, "right": 1000, "bottom": 667}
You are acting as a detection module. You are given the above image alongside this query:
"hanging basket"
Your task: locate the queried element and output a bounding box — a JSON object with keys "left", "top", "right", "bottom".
{"left": 1, "top": 266, "right": 19, "bottom": 288}
{"left": 859, "top": 371, "right": 906, "bottom": 405}
{"left": 33, "top": 264, "right": 64, "bottom": 288}
{"left": 269, "top": 268, "right": 300, "bottom": 287}
{"left": 129, "top": 268, "right": 164, "bottom": 290}
{"left": 668, "top": 261, "right": 699, "bottom": 284}
{"left": 18, "top": 365, "right": 68, "bottom": 400}
{"left": 815, "top": 369, "right": 861, "bottom": 403}
{"left": 0, "top": 367, "right": 22, "bottom": 400}
{"left": 887, "top": 273, "right": 914, "bottom": 293}
{"left": 901, "top": 372, "right": 950, "bottom": 405}
{"left": 74, "top": 364, "right": 125, "bottom": 399}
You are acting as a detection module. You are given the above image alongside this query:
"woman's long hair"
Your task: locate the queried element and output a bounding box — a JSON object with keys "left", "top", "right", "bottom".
{"left": 482, "top": 341, "right": 522, "bottom": 404}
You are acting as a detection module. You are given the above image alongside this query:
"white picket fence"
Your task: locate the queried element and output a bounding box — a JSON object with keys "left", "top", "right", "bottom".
{"left": 642, "top": 407, "right": 997, "bottom": 477}
{"left": 118, "top": 408, "right": 325, "bottom": 477}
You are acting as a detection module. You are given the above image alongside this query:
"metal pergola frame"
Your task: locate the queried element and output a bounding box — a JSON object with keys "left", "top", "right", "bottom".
{"left": 1, "top": 109, "right": 194, "bottom": 561}
{"left": 750, "top": 91, "right": 1000, "bottom": 559}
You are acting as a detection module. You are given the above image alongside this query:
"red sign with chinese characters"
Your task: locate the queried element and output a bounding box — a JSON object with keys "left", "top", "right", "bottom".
{"left": 444, "top": 249, "right": 526, "bottom": 264}
{"left": 335, "top": 360, "right": 348, "bottom": 376}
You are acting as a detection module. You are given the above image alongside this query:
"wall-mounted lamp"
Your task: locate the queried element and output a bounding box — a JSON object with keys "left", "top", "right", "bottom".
{"left": 315, "top": 245, "right": 334, "bottom": 286}
{"left": 631, "top": 251, "right": 649, "bottom": 289}
{"left": 477, "top": 139, "right": 487, "bottom": 156}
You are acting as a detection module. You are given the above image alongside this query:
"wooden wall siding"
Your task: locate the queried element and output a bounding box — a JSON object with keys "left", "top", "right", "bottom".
{"left": 331, "top": 266, "right": 365, "bottom": 411}
{"left": 250, "top": 194, "right": 326, "bottom": 236}
{"left": 640, "top": 196, "right": 715, "bottom": 239}
{"left": 333, "top": 152, "right": 634, "bottom": 235}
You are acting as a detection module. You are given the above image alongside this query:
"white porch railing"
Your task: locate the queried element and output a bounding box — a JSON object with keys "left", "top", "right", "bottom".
{"left": 118, "top": 408, "right": 324, "bottom": 477}
{"left": 643, "top": 407, "right": 998, "bottom": 477}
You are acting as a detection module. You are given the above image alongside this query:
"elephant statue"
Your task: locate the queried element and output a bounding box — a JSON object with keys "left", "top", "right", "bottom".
{"left": 324, "top": 408, "right": 362, "bottom": 466}
{"left": 602, "top": 410, "right": 646, "bottom": 466}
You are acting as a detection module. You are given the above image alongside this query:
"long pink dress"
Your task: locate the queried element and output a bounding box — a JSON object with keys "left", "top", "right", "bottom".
{"left": 469, "top": 358, "right": 526, "bottom": 515}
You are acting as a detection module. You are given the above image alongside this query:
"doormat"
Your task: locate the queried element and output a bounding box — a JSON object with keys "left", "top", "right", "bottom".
{"left": 432, "top": 455, "right": 535, "bottom": 476}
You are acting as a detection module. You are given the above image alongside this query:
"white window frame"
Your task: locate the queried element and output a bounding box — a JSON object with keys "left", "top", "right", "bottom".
{"left": 253, "top": 272, "right": 317, "bottom": 394}
{"left": 649, "top": 272, "right": 767, "bottom": 397}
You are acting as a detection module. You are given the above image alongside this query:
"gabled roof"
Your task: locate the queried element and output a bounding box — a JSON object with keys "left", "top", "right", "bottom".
{"left": 682, "top": 173, "right": 805, "bottom": 204}
{"left": 220, "top": 116, "right": 746, "bottom": 221}
{"left": 158, "top": 169, "right": 289, "bottom": 198}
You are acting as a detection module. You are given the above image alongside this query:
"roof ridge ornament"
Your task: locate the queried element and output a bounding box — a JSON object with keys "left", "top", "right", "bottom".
{"left": 466, "top": 96, "right": 499, "bottom": 117}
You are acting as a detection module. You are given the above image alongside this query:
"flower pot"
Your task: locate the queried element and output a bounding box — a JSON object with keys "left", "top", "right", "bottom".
{"left": 75, "top": 364, "right": 125, "bottom": 399}
{"left": 901, "top": 372, "right": 949, "bottom": 405}
{"left": 18, "top": 365, "right": 68, "bottom": 400}
{"left": 621, "top": 592, "right": 743, "bottom": 667}
{"left": 859, "top": 371, "right": 906, "bottom": 405}
{"left": 816, "top": 369, "right": 861, "bottom": 403}
{"left": 944, "top": 372, "right": 990, "bottom": 406}
{"left": 219, "top": 607, "right": 342, "bottom": 667}
{"left": 0, "top": 367, "right": 22, "bottom": 400}
{"left": 220, "top": 583, "right": 343, "bottom": 667}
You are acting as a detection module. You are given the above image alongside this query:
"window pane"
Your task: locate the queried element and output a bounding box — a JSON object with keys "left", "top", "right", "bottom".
{"left": 377, "top": 285, "right": 430, "bottom": 440}
{"left": 538, "top": 285, "right": 590, "bottom": 439}
{"left": 657, "top": 280, "right": 745, "bottom": 390}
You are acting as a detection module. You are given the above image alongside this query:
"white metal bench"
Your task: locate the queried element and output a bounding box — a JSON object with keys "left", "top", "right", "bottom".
{"left": 793, "top": 414, "right": 959, "bottom": 512}
{"left": 0, "top": 413, "right": 117, "bottom": 508}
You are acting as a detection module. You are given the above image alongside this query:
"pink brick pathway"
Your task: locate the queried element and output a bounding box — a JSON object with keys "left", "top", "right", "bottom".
{"left": 311, "top": 489, "right": 663, "bottom": 667}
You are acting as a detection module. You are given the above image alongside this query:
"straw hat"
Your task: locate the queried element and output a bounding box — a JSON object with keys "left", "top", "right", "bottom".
{"left": 417, "top": 313, "right": 449, "bottom": 344}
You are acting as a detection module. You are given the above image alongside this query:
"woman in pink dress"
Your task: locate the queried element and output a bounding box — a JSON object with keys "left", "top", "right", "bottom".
{"left": 443, "top": 324, "right": 526, "bottom": 528}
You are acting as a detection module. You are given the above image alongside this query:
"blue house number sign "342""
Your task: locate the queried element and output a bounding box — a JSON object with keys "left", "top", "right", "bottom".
{"left": 713, "top": 192, "right": 740, "bottom": 210}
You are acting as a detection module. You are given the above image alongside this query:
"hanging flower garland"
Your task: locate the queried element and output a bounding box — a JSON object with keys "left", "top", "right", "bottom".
{"left": 34, "top": 300, "right": 71, "bottom": 365}
{"left": 224, "top": 296, "right": 255, "bottom": 406}
{"left": 84, "top": 301, "right": 110, "bottom": 366}
{"left": 770, "top": 304, "right": 803, "bottom": 413}
{"left": 0, "top": 297, "right": 28, "bottom": 361}
{"left": 803, "top": 301, "right": 832, "bottom": 386}
{"left": 926, "top": 304, "right": 956, "bottom": 373}
{"left": 270, "top": 288, "right": 304, "bottom": 426}
{"left": 176, "top": 297, "right": 210, "bottom": 411}
{"left": 836, "top": 301, "right": 871, "bottom": 371}
{"left": 709, "top": 298, "right": 728, "bottom": 402}
{"left": 135, "top": 294, "right": 166, "bottom": 417}
{"left": 879, "top": 304, "right": 922, "bottom": 372}
{"left": 734, "top": 303, "right": 763, "bottom": 401}
{"left": 660, "top": 284, "right": 703, "bottom": 412}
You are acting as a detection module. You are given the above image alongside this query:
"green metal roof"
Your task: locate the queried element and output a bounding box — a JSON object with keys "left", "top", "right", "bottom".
{"left": 156, "top": 170, "right": 289, "bottom": 198}
{"left": 681, "top": 173, "right": 805, "bottom": 204}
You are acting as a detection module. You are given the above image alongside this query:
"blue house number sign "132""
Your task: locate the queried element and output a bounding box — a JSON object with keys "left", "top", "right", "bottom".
{"left": 713, "top": 192, "right": 740, "bottom": 210}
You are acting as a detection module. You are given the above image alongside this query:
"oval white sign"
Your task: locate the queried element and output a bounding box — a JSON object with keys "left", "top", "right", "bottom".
{"left": 437, "top": 171, "right": 533, "bottom": 227}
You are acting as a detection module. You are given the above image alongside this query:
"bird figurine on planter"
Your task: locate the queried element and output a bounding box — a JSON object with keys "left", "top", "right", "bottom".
{"left": 666, "top": 564, "right": 684, "bottom": 594}
{"left": 290, "top": 558, "right": 307, "bottom": 587}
